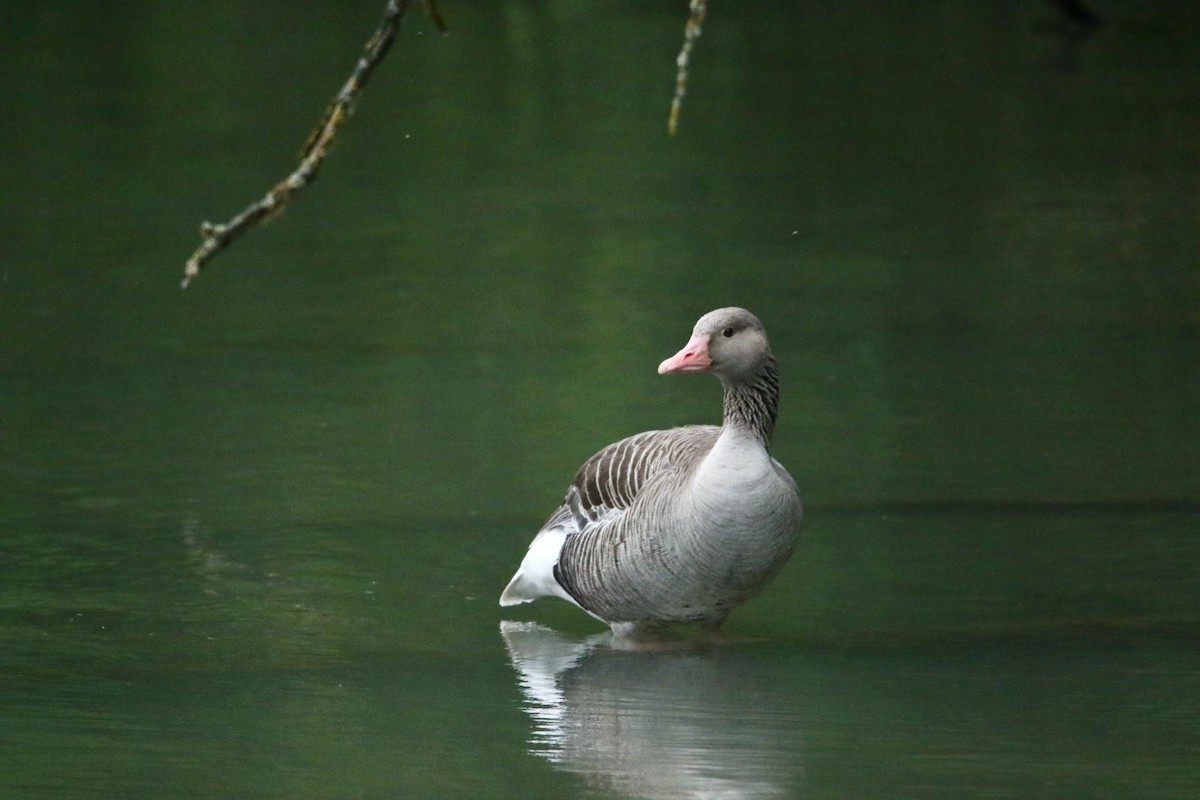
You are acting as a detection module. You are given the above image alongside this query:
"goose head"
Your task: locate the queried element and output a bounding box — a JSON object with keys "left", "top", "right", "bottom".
{"left": 657, "top": 307, "right": 772, "bottom": 382}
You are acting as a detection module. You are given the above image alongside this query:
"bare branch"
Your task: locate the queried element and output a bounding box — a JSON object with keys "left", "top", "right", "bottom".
{"left": 182, "top": 0, "right": 442, "bottom": 288}
{"left": 668, "top": 0, "right": 707, "bottom": 137}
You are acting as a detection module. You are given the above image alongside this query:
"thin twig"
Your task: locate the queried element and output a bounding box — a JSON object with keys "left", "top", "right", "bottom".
{"left": 182, "top": 0, "right": 442, "bottom": 288}
{"left": 668, "top": 0, "right": 707, "bottom": 137}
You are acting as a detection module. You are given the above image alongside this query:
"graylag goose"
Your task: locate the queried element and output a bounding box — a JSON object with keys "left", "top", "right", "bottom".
{"left": 500, "top": 307, "right": 802, "bottom": 636}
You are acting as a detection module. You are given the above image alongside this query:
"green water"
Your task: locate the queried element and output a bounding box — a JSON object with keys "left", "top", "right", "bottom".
{"left": 2, "top": 1, "right": 1198, "bottom": 797}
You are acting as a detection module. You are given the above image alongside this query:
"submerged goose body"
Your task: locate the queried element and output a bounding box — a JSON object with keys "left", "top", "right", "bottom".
{"left": 500, "top": 307, "right": 802, "bottom": 634}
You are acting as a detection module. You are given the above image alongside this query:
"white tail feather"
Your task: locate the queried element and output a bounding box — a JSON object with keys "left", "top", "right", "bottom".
{"left": 499, "top": 529, "right": 574, "bottom": 607}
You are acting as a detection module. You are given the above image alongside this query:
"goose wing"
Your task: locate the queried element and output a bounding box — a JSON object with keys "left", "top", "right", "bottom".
{"left": 499, "top": 426, "right": 717, "bottom": 607}
{"left": 559, "top": 426, "right": 717, "bottom": 533}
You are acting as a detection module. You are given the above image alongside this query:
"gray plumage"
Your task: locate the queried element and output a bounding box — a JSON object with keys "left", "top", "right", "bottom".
{"left": 500, "top": 307, "right": 802, "bottom": 634}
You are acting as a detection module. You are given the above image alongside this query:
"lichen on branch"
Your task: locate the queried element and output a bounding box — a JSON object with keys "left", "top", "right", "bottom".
{"left": 182, "top": 0, "right": 444, "bottom": 288}
{"left": 668, "top": 0, "right": 707, "bottom": 136}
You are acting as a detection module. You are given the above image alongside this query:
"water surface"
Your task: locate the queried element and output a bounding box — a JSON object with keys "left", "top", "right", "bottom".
{"left": 2, "top": 1, "right": 1198, "bottom": 798}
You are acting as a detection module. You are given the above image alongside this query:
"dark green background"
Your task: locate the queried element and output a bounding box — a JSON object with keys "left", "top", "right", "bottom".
{"left": 2, "top": 2, "right": 1197, "bottom": 797}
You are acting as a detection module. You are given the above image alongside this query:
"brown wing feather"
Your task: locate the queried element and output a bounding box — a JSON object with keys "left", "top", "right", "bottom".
{"left": 547, "top": 426, "right": 719, "bottom": 610}
{"left": 552, "top": 426, "right": 718, "bottom": 532}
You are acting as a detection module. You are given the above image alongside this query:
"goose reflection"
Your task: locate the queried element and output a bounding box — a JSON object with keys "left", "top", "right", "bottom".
{"left": 501, "top": 621, "right": 803, "bottom": 799}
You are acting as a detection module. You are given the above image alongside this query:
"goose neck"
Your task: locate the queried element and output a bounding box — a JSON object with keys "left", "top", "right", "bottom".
{"left": 719, "top": 357, "right": 779, "bottom": 448}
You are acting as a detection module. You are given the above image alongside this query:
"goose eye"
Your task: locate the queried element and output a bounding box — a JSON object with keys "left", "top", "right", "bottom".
{"left": 721, "top": 327, "right": 735, "bottom": 338}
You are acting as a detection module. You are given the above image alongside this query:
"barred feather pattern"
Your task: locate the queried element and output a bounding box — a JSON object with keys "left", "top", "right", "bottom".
{"left": 554, "top": 426, "right": 719, "bottom": 533}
